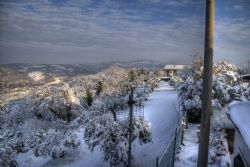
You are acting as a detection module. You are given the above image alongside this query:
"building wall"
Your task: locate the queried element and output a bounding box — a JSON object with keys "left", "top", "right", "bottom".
{"left": 164, "top": 69, "right": 178, "bottom": 77}
{"left": 233, "top": 129, "right": 250, "bottom": 166}
{"left": 225, "top": 128, "right": 235, "bottom": 154}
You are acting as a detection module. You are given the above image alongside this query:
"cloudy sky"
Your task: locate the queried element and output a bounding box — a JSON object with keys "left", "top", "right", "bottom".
{"left": 215, "top": 0, "right": 250, "bottom": 67}
{"left": 0, "top": 0, "right": 249, "bottom": 65}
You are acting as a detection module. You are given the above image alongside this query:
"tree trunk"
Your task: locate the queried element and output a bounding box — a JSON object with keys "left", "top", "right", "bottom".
{"left": 111, "top": 110, "right": 117, "bottom": 121}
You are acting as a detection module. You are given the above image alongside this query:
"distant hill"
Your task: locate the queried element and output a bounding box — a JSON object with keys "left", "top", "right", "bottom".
{"left": 0, "top": 60, "right": 165, "bottom": 77}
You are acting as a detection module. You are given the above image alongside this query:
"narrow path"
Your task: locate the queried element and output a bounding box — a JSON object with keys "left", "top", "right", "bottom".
{"left": 133, "top": 81, "right": 179, "bottom": 166}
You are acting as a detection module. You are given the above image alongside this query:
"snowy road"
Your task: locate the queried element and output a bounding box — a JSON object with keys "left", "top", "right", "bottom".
{"left": 133, "top": 81, "right": 179, "bottom": 166}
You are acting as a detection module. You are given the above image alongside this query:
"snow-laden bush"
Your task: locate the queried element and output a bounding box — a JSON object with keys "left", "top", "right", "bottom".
{"left": 0, "top": 84, "right": 84, "bottom": 166}
{"left": 214, "top": 61, "right": 239, "bottom": 85}
{"left": 227, "top": 82, "right": 250, "bottom": 101}
{"left": 241, "top": 83, "right": 250, "bottom": 100}
{"left": 212, "top": 79, "right": 231, "bottom": 108}
{"left": 34, "top": 84, "right": 82, "bottom": 121}
{"left": 178, "top": 59, "right": 203, "bottom": 123}
{"left": 0, "top": 129, "right": 26, "bottom": 167}
{"left": 0, "top": 144, "right": 19, "bottom": 167}
{"left": 179, "top": 79, "right": 202, "bottom": 122}
{"left": 29, "top": 128, "right": 80, "bottom": 159}
{"left": 0, "top": 110, "right": 83, "bottom": 166}
{"left": 84, "top": 113, "right": 152, "bottom": 166}
{"left": 208, "top": 109, "right": 231, "bottom": 166}
{"left": 169, "top": 75, "right": 183, "bottom": 87}
{"left": 179, "top": 60, "right": 242, "bottom": 123}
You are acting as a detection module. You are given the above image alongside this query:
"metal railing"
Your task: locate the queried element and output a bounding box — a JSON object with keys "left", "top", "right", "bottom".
{"left": 156, "top": 102, "right": 185, "bottom": 167}
{"left": 156, "top": 125, "right": 184, "bottom": 167}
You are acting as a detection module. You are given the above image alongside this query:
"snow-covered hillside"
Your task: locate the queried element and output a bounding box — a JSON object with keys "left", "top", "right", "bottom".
{"left": 0, "top": 65, "right": 162, "bottom": 167}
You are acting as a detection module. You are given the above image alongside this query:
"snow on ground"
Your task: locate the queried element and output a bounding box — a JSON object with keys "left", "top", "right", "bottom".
{"left": 175, "top": 122, "right": 231, "bottom": 167}
{"left": 154, "top": 81, "right": 176, "bottom": 91}
{"left": 16, "top": 81, "right": 179, "bottom": 167}
{"left": 16, "top": 150, "right": 51, "bottom": 167}
{"left": 173, "top": 124, "right": 224, "bottom": 167}
{"left": 174, "top": 124, "right": 199, "bottom": 167}
{"left": 133, "top": 81, "right": 179, "bottom": 166}
{"left": 229, "top": 101, "right": 250, "bottom": 149}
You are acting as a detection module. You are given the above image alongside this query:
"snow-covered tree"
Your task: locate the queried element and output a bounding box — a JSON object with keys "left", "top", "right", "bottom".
{"left": 84, "top": 112, "right": 152, "bottom": 166}
{"left": 0, "top": 65, "right": 156, "bottom": 167}
{"left": 179, "top": 59, "right": 244, "bottom": 123}
{"left": 169, "top": 75, "right": 183, "bottom": 87}
{"left": 178, "top": 58, "right": 203, "bottom": 123}
{"left": 95, "top": 80, "right": 103, "bottom": 96}
{"left": 0, "top": 84, "right": 84, "bottom": 166}
{"left": 86, "top": 87, "right": 93, "bottom": 107}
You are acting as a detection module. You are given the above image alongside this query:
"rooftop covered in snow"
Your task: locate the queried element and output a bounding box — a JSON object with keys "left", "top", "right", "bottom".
{"left": 228, "top": 102, "right": 250, "bottom": 149}
{"left": 163, "top": 65, "right": 188, "bottom": 70}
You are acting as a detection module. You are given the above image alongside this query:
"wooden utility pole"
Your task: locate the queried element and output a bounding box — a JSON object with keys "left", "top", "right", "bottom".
{"left": 128, "top": 88, "right": 134, "bottom": 167}
{"left": 197, "top": 0, "right": 214, "bottom": 167}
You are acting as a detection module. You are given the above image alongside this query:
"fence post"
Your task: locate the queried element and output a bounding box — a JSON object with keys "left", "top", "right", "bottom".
{"left": 185, "top": 112, "right": 188, "bottom": 129}
{"left": 128, "top": 88, "right": 134, "bottom": 167}
{"left": 156, "top": 157, "right": 158, "bottom": 167}
{"left": 172, "top": 128, "right": 178, "bottom": 167}
{"left": 181, "top": 128, "right": 184, "bottom": 146}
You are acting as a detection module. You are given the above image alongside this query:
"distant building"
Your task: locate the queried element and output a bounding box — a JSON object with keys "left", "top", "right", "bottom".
{"left": 228, "top": 102, "right": 250, "bottom": 167}
{"left": 241, "top": 74, "right": 250, "bottom": 82}
{"left": 162, "top": 65, "right": 188, "bottom": 77}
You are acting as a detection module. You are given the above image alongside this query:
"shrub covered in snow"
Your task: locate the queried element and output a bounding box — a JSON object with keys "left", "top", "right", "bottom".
{"left": 34, "top": 84, "right": 82, "bottom": 121}
{"left": 179, "top": 79, "right": 203, "bottom": 122}
{"left": 0, "top": 83, "right": 84, "bottom": 166}
{"left": 29, "top": 128, "right": 81, "bottom": 159}
{"left": 178, "top": 59, "right": 245, "bottom": 123}
{"left": 169, "top": 75, "right": 183, "bottom": 87}
{"left": 178, "top": 58, "right": 203, "bottom": 123}
{"left": 84, "top": 113, "right": 152, "bottom": 166}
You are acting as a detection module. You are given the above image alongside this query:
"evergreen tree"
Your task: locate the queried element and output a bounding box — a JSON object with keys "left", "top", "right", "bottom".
{"left": 128, "top": 70, "right": 135, "bottom": 82}
{"left": 96, "top": 81, "right": 103, "bottom": 95}
{"left": 86, "top": 87, "right": 93, "bottom": 106}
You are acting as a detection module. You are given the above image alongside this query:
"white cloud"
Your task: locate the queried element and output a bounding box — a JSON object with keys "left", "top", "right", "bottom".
{"left": 233, "top": 5, "right": 243, "bottom": 10}
{"left": 0, "top": 0, "right": 205, "bottom": 64}
{"left": 215, "top": 17, "right": 250, "bottom": 65}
